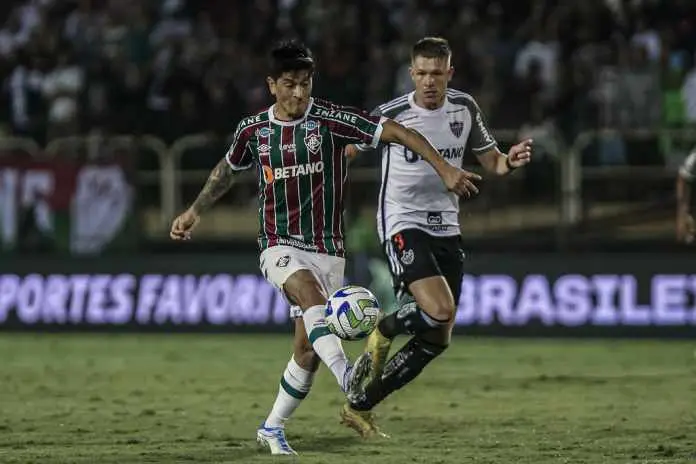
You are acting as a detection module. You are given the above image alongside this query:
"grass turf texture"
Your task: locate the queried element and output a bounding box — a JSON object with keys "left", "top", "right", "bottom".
{"left": 0, "top": 334, "right": 694, "bottom": 463}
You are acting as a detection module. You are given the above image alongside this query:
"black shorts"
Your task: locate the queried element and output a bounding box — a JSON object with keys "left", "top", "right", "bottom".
{"left": 383, "top": 228, "right": 466, "bottom": 302}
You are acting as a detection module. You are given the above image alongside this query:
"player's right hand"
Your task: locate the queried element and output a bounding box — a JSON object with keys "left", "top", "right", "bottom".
{"left": 441, "top": 165, "right": 482, "bottom": 198}
{"left": 677, "top": 213, "right": 695, "bottom": 244}
{"left": 170, "top": 209, "right": 200, "bottom": 240}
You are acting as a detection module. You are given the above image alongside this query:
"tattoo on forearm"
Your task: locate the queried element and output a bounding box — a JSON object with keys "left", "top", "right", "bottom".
{"left": 191, "top": 159, "right": 235, "bottom": 214}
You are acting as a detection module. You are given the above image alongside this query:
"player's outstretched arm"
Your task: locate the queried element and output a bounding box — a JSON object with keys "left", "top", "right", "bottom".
{"left": 477, "top": 139, "right": 533, "bottom": 175}
{"left": 170, "top": 158, "right": 235, "bottom": 240}
{"left": 379, "top": 120, "right": 481, "bottom": 197}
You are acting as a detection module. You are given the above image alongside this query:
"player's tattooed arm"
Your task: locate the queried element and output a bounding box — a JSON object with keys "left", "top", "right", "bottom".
{"left": 170, "top": 158, "right": 236, "bottom": 241}
{"left": 190, "top": 158, "right": 236, "bottom": 215}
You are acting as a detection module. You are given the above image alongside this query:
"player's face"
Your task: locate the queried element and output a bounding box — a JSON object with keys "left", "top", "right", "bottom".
{"left": 267, "top": 70, "right": 313, "bottom": 120}
{"left": 410, "top": 56, "right": 453, "bottom": 110}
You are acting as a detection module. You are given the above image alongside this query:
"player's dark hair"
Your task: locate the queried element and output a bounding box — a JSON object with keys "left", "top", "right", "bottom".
{"left": 411, "top": 37, "right": 452, "bottom": 61}
{"left": 268, "top": 40, "right": 315, "bottom": 79}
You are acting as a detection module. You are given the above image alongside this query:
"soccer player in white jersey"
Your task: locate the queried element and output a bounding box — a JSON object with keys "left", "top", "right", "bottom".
{"left": 340, "top": 37, "right": 534, "bottom": 437}
{"left": 677, "top": 148, "right": 696, "bottom": 243}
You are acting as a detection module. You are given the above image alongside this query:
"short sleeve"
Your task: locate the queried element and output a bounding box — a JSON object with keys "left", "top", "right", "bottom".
{"left": 468, "top": 98, "right": 498, "bottom": 155}
{"left": 327, "top": 105, "right": 385, "bottom": 148}
{"left": 354, "top": 106, "right": 383, "bottom": 152}
{"left": 679, "top": 150, "right": 696, "bottom": 181}
{"left": 225, "top": 121, "right": 253, "bottom": 171}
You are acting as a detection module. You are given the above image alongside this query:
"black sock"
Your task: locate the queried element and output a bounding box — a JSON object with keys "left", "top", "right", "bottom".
{"left": 378, "top": 301, "right": 449, "bottom": 339}
{"left": 350, "top": 336, "right": 447, "bottom": 411}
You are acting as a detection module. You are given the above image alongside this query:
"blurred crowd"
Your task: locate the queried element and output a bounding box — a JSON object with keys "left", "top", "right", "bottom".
{"left": 0, "top": 0, "right": 696, "bottom": 165}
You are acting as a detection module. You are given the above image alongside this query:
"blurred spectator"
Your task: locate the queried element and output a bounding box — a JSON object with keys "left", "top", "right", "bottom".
{"left": 619, "top": 44, "right": 661, "bottom": 130}
{"left": 682, "top": 54, "right": 696, "bottom": 124}
{"left": 0, "top": 0, "right": 692, "bottom": 160}
{"left": 42, "top": 47, "right": 83, "bottom": 140}
{"left": 630, "top": 18, "right": 661, "bottom": 63}
{"left": 514, "top": 27, "right": 559, "bottom": 105}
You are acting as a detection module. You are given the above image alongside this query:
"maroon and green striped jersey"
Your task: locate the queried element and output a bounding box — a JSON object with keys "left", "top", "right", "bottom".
{"left": 225, "top": 98, "right": 385, "bottom": 257}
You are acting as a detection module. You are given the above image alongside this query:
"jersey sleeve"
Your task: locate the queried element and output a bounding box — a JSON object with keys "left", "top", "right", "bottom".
{"left": 329, "top": 106, "right": 386, "bottom": 148}
{"left": 679, "top": 150, "right": 696, "bottom": 181}
{"left": 225, "top": 121, "right": 253, "bottom": 171}
{"left": 468, "top": 98, "right": 498, "bottom": 155}
{"left": 353, "top": 106, "right": 383, "bottom": 152}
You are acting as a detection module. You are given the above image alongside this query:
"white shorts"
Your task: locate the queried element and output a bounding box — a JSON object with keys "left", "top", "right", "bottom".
{"left": 260, "top": 246, "right": 346, "bottom": 318}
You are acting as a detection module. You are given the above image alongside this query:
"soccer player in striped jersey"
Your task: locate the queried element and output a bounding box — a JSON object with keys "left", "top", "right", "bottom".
{"left": 169, "top": 40, "right": 482, "bottom": 455}
{"left": 341, "top": 37, "right": 533, "bottom": 438}
{"left": 677, "top": 149, "right": 696, "bottom": 243}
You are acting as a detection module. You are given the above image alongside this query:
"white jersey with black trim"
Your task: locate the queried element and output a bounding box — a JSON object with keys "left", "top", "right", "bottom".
{"left": 361, "top": 89, "right": 498, "bottom": 243}
{"left": 680, "top": 149, "right": 696, "bottom": 181}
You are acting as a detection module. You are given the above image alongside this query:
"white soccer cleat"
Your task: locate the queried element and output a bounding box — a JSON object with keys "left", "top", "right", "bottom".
{"left": 256, "top": 424, "right": 298, "bottom": 455}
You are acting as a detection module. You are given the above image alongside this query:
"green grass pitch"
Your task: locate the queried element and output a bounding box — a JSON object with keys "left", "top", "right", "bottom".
{"left": 0, "top": 334, "right": 694, "bottom": 463}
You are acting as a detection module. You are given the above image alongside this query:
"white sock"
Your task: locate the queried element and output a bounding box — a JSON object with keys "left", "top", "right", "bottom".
{"left": 264, "top": 356, "right": 315, "bottom": 428}
{"left": 302, "top": 304, "right": 349, "bottom": 389}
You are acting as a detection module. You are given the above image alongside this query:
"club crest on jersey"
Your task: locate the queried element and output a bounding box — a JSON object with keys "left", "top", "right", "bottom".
{"left": 449, "top": 121, "right": 464, "bottom": 138}
{"left": 304, "top": 133, "right": 322, "bottom": 154}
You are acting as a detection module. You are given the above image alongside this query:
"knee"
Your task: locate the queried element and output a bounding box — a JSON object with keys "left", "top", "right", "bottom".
{"left": 421, "top": 300, "right": 455, "bottom": 324}
{"left": 284, "top": 271, "right": 326, "bottom": 309}
{"left": 293, "top": 337, "right": 319, "bottom": 371}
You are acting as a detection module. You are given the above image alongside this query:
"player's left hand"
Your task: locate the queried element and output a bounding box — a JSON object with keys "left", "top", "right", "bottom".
{"left": 507, "top": 139, "right": 533, "bottom": 168}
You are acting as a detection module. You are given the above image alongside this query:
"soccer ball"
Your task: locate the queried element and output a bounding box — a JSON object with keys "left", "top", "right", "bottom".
{"left": 325, "top": 286, "right": 381, "bottom": 340}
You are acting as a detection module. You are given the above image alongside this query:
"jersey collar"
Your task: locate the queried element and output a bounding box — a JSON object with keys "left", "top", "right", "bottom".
{"left": 408, "top": 91, "right": 446, "bottom": 116}
{"left": 268, "top": 98, "right": 315, "bottom": 126}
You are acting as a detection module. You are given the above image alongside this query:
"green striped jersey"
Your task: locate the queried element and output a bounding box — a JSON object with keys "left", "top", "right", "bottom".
{"left": 226, "top": 97, "right": 385, "bottom": 257}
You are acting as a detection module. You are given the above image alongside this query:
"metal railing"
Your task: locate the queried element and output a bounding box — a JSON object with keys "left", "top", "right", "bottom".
{"left": 0, "top": 127, "right": 691, "bottom": 248}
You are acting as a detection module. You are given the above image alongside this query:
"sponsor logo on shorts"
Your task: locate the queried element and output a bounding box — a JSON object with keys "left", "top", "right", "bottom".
{"left": 427, "top": 212, "right": 442, "bottom": 225}
{"left": 276, "top": 256, "right": 291, "bottom": 267}
{"left": 428, "top": 225, "right": 451, "bottom": 232}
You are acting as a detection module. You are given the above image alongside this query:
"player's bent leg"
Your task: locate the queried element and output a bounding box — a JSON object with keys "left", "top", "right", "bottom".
{"left": 364, "top": 275, "right": 453, "bottom": 384}
{"left": 350, "top": 329, "right": 450, "bottom": 411}
{"left": 379, "top": 276, "right": 455, "bottom": 338}
{"left": 283, "top": 270, "right": 372, "bottom": 396}
{"left": 345, "top": 276, "right": 454, "bottom": 418}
